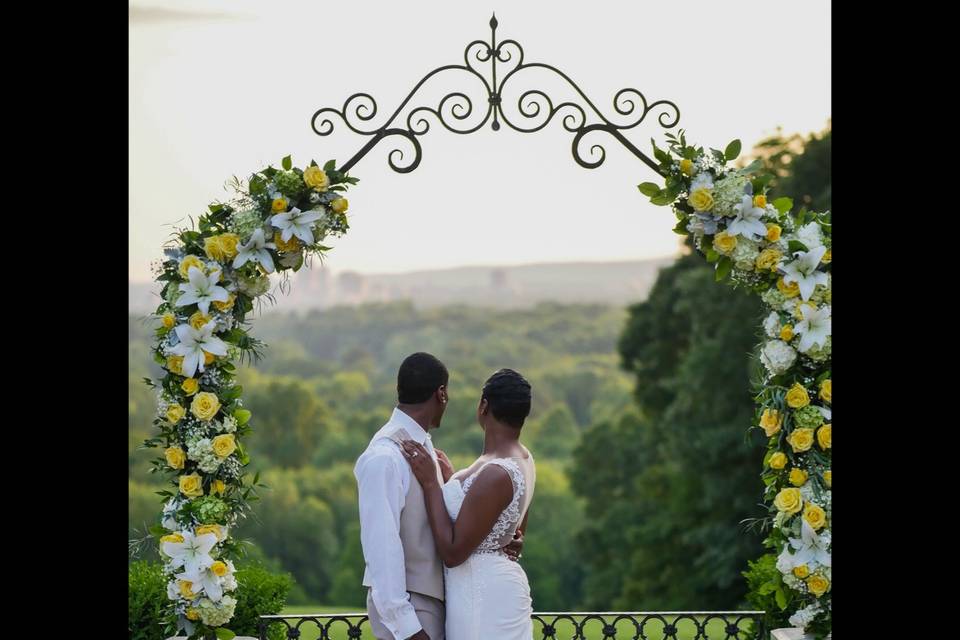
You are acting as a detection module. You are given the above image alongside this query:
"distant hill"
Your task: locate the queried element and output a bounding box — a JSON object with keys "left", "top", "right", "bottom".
{"left": 128, "top": 256, "right": 677, "bottom": 315}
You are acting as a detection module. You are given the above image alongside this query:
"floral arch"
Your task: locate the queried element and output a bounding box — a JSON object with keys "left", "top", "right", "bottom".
{"left": 142, "top": 16, "right": 831, "bottom": 640}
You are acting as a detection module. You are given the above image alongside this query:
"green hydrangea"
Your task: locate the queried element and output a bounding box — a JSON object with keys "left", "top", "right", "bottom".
{"left": 805, "top": 336, "right": 831, "bottom": 363}
{"left": 793, "top": 405, "right": 824, "bottom": 429}
{"left": 712, "top": 172, "right": 749, "bottom": 217}
{"left": 228, "top": 207, "right": 265, "bottom": 239}
{"left": 197, "top": 595, "right": 237, "bottom": 627}
{"left": 274, "top": 170, "right": 306, "bottom": 198}
{"left": 189, "top": 496, "right": 230, "bottom": 524}
{"left": 732, "top": 238, "right": 760, "bottom": 271}
{"left": 761, "top": 287, "right": 788, "bottom": 310}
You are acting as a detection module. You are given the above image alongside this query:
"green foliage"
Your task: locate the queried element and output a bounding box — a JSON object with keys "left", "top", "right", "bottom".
{"left": 129, "top": 561, "right": 168, "bottom": 640}
{"left": 128, "top": 561, "right": 292, "bottom": 640}
{"left": 573, "top": 250, "right": 766, "bottom": 609}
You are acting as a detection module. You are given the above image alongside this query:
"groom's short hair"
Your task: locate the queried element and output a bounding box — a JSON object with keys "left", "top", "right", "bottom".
{"left": 397, "top": 352, "right": 449, "bottom": 404}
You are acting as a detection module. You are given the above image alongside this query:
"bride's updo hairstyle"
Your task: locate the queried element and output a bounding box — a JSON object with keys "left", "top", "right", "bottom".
{"left": 481, "top": 368, "right": 532, "bottom": 429}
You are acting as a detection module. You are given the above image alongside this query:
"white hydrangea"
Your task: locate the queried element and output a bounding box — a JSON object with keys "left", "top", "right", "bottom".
{"left": 220, "top": 415, "right": 238, "bottom": 433}
{"left": 689, "top": 173, "right": 714, "bottom": 193}
{"left": 804, "top": 335, "right": 832, "bottom": 363}
{"left": 794, "top": 221, "right": 825, "bottom": 250}
{"left": 227, "top": 208, "right": 265, "bottom": 239}
{"left": 711, "top": 172, "right": 749, "bottom": 216}
{"left": 760, "top": 340, "right": 797, "bottom": 375}
{"left": 763, "top": 312, "right": 781, "bottom": 338}
{"left": 761, "top": 288, "right": 788, "bottom": 310}
{"left": 789, "top": 602, "right": 822, "bottom": 629}
{"left": 732, "top": 237, "right": 760, "bottom": 271}
{"left": 187, "top": 438, "right": 223, "bottom": 473}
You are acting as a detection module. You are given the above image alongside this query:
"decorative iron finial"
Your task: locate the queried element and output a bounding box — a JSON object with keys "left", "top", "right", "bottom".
{"left": 490, "top": 12, "right": 498, "bottom": 30}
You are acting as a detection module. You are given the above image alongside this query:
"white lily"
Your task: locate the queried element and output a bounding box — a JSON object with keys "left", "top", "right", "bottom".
{"left": 176, "top": 566, "right": 224, "bottom": 602}
{"left": 271, "top": 207, "right": 324, "bottom": 244}
{"left": 781, "top": 246, "right": 829, "bottom": 300}
{"left": 169, "top": 321, "right": 228, "bottom": 378}
{"left": 726, "top": 195, "right": 769, "bottom": 240}
{"left": 787, "top": 520, "right": 831, "bottom": 570}
{"left": 233, "top": 228, "right": 276, "bottom": 273}
{"left": 177, "top": 266, "right": 229, "bottom": 314}
{"left": 794, "top": 304, "right": 831, "bottom": 353}
{"left": 161, "top": 530, "right": 218, "bottom": 575}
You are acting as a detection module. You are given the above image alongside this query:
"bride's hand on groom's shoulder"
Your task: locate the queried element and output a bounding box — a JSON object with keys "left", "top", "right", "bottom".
{"left": 400, "top": 440, "right": 440, "bottom": 488}
{"left": 434, "top": 448, "right": 454, "bottom": 483}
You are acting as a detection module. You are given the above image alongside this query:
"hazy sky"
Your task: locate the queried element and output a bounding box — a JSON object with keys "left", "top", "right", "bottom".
{"left": 129, "top": 0, "right": 830, "bottom": 283}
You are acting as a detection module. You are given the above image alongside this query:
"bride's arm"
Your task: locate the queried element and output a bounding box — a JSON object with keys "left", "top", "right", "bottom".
{"left": 402, "top": 441, "right": 512, "bottom": 568}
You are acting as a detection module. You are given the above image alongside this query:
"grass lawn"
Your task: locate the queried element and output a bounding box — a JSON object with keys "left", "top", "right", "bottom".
{"left": 268, "top": 606, "right": 758, "bottom": 639}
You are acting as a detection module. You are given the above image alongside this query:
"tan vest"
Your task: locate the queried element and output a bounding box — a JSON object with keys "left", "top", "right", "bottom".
{"left": 363, "top": 428, "right": 445, "bottom": 601}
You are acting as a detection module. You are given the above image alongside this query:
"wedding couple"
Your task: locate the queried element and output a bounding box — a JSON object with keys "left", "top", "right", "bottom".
{"left": 354, "top": 352, "right": 536, "bottom": 640}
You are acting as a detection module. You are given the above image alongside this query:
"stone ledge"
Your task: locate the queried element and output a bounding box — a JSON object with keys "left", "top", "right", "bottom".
{"left": 772, "top": 628, "right": 813, "bottom": 640}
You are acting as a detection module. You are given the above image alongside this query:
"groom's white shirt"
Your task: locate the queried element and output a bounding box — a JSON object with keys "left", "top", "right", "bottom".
{"left": 355, "top": 407, "right": 437, "bottom": 640}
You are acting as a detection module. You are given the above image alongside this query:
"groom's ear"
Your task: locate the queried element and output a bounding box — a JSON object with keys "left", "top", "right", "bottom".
{"left": 437, "top": 385, "right": 448, "bottom": 405}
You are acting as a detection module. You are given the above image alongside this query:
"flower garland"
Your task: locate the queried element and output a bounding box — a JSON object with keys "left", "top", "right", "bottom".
{"left": 639, "top": 132, "right": 832, "bottom": 638}
{"left": 142, "top": 156, "right": 358, "bottom": 638}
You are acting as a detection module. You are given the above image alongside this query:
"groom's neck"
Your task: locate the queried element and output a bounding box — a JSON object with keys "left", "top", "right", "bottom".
{"left": 396, "top": 404, "right": 435, "bottom": 433}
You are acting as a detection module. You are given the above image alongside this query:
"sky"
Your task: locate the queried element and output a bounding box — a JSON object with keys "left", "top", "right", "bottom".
{"left": 129, "top": 0, "right": 831, "bottom": 283}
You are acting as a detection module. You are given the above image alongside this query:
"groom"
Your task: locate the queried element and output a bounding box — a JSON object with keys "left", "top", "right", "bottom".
{"left": 354, "top": 352, "right": 523, "bottom": 640}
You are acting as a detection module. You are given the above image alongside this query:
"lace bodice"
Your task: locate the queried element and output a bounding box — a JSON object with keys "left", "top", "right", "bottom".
{"left": 441, "top": 456, "right": 534, "bottom": 555}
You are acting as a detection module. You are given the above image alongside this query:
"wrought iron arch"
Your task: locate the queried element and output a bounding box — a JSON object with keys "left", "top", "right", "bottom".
{"left": 312, "top": 14, "right": 679, "bottom": 177}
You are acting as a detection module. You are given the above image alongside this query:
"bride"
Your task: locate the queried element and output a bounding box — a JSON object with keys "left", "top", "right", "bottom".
{"left": 401, "top": 368, "right": 536, "bottom": 640}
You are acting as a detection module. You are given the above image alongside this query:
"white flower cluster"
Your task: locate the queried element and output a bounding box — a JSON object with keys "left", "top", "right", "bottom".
{"left": 760, "top": 340, "right": 797, "bottom": 375}
{"left": 186, "top": 437, "right": 223, "bottom": 473}
{"left": 711, "top": 172, "right": 750, "bottom": 216}
{"left": 198, "top": 594, "right": 237, "bottom": 627}
{"left": 788, "top": 602, "right": 822, "bottom": 629}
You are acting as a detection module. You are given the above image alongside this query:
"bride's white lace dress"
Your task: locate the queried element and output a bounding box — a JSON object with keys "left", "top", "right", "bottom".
{"left": 441, "top": 454, "right": 536, "bottom": 640}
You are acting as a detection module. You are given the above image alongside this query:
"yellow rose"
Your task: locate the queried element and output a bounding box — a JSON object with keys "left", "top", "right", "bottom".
{"left": 819, "top": 379, "right": 831, "bottom": 404}
{"left": 196, "top": 524, "right": 224, "bottom": 541}
{"left": 756, "top": 248, "right": 782, "bottom": 271}
{"left": 765, "top": 224, "right": 782, "bottom": 242}
{"left": 759, "top": 409, "right": 782, "bottom": 437}
{"left": 188, "top": 311, "right": 211, "bottom": 330}
{"left": 160, "top": 533, "right": 184, "bottom": 544}
{"left": 181, "top": 378, "right": 200, "bottom": 396}
{"left": 210, "top": 560, "right": 229, "bottom": 577}
{"left": 219, "top": 233, "right": 240, "bottom": 259}
{"left": 179, "top": 255, "right": 205, "bottom": 279}
{"left": 769, "top": 452, "right": 788, "bottom": 470}
{"left": 777, "top": 277, "right": 800, "bottom": 298}
{"left": 179, "top": 474, "right": 204, "bottom": 498}
{"left": 203, "top": 236, "right": 228, "bottom": 261}
{"left": 823, "top": 470, "right": 832, "bottom": 488}
{"left": 211, "top": 479, "right": 227, "bottom": 496}
{"left": 786, "top": 383, "right": 810, "bottom": 408}
{"left": 166, "top": 355, "right": 184, "bottom": 376}
{"left": 166, "top": 404, "right": 186, "bottom": 424}
{"left": 787, "top": 428, "right": 815, "bottom": 453}
{"left": 303, "top": 165, "right": 330, "bottom": 191}
{"left": 804, "top": 503, "right": 827, "bottom": 530}
{"left": 274, "top": 231, "right": 302, "bottom": 253}
{"left": 780, "top": 324, "right": 794, "bottom": 341}
{"left": 714, "top": 231, "right": 738, "bottom": 255}
{"left": 331, "top": 197, "right": 349, "bottom": 214}
{"left": 821, "top": 248, "right": 832, "bottom": 264}
{"left": 689, "top": 188, "right": 715, "bottom": 212}
{"left": 165, "top": 446, "right": 186, "bottom": 470}
{"left": 178, "top": 580, "right": 198, "bottom": 599}
{"left": 789, "top": 468, "right": 808, "bottom": 487}
{"left": 753, "top": 194, "right": 767, "bottom": 208}
{"left": 213, "top": 293, "right": 236, "bottom": 312}
{"left": 773, "top": 487, "right": 803, "bottom": 514}
{"left": 792, "top": 564, "right": 810, "bottom": 579}
{"left": 807, "top": 574, "right": 830, "bottom": 597}
{"left": 817, "top": 424, "right": 831, "bottom": 450}
{"left": 161, "top": 313, "right": 176, "bottom": 329}
{"left": 186, "top": 609, "right": 200, "bottom": 621}
{"left": 212, "top": 434, "right": 237, "bottom": 458}
{"left": 191, "top": 392, "right": 221, "bottom": 421}
{"left": 679, "top": 158, "right": 695, "bottom": 176}
{"left": 271, "top": 196, "right": 288, "bottom": 213}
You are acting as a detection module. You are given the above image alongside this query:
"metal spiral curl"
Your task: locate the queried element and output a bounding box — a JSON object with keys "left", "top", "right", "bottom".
{"left": 312, "top": 13, "right": 680, "bottom": 176}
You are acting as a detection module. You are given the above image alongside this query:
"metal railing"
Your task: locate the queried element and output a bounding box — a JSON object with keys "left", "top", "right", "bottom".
{"left": 258, "top": 610, "right": 766, "bottom": 639}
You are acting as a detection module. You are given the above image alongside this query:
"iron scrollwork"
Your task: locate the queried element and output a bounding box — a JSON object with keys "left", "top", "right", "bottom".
{"left": 311, "top": 14, "right": 679, "bottom": 176}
